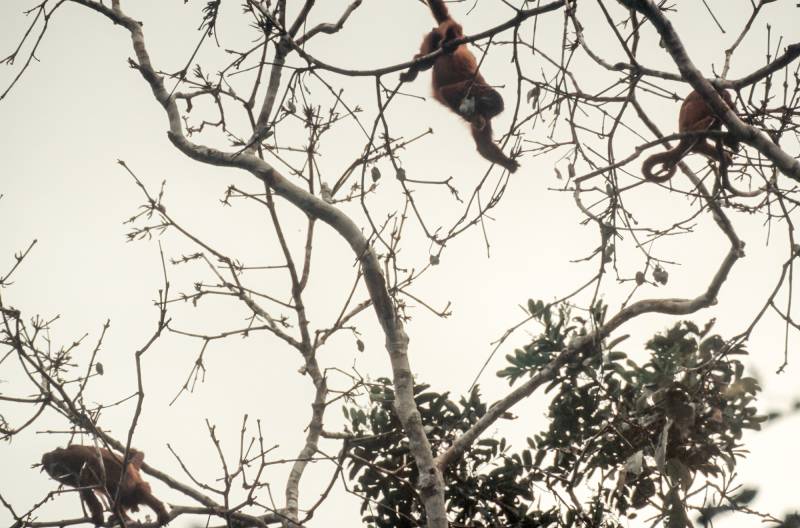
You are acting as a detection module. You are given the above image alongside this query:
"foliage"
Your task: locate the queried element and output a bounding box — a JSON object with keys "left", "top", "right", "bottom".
{"left": 344, "top": 380, "right": 560, "bottom": 527}
{"left": 506, "top": 303, "right": 763, "bottom": 525}
{"left": 344, "top": 303, "right": 765, "bottom": 527}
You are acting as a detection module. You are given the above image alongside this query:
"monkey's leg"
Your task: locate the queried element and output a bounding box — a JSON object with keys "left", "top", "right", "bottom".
{"left": 693, "top": 140, "right": 720, "bottom": 159}
{"left": 692, "top": 115, "right": 717, "bottom": 128}
{"left": 722, "top": 132, "right": 740, "bottom": 151}
{"left": 141, "top": 491, "right": 170, "bottom": 525}
{"left": 471, "top": 121, "right": 518, "bottom": 173}
{"left": 665, "top": 116, "right": 721, "bottom": 170}
{"left": 692, "top": 139, "right": 733, "bottom": 166}
{"left": 470, "top": 83, "right": 504, "bottom": 119}
{"left": 107, "top": 504, "right": 132, "bottom": 528}
{"left": 438, "top": 81, "right": 504, "bottom": 119}
{"left": 80, "top": 490, "right": 105, "bottom": 526}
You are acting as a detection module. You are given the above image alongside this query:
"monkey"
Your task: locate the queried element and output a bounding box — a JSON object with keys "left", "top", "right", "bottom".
{"left": 400, "top": 0, "right": 519, "bottom": 173}
{"left": 642, "top": 88, "right": 739, "bottom": 183}
{"left": 41, "top": 445, "right": 170, "bottom": 526}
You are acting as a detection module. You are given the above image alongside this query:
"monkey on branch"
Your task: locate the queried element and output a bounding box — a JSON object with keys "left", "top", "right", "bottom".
{"left": 400, "top": 0, "right": 520, "bottom": 173}
{"left": 41, "top": 445, "right": 170, "bottom": 526}
{"left": 642, "top": 88, "right": 740, "bottom": 183}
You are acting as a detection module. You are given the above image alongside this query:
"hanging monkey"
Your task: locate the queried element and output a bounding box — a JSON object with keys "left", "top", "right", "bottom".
{"left": 400, "top": 0, "right": 519, "bottom": 173}
{"left": 642, "top": 89, "right": 739, "bottom": 183}
{"left": 41, "top": 445, "right": 170, "bottom": 526}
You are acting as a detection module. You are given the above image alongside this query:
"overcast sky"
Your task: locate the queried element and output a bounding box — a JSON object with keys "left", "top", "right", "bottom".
{"left": 2, "top": 0, "right": 800, "bottom": 526}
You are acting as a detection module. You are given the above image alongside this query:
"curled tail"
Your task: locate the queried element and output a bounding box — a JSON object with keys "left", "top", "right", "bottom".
{"left": 428, "top": 0, "right": 450, "bottom": 23}
{"left": 641, "top": 150, "right": 678, "bottom": 182}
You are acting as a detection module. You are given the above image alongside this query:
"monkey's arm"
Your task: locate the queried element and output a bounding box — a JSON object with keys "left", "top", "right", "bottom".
{"left": 400, "top": 30, "right": 442, "bottom": 82}
{"left": 400, "top": 52, "right": 438, "bottom": 82}
{"left": 127, "top": 449, "right": 145, "bottom": 469}
{"left": 400, "top": 54, "right": 433, "bottom": 82}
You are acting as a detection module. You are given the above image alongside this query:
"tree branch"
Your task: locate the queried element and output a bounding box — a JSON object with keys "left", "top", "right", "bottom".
{"left": 68, "top": 0, "right": 449, "bottom": 524}
{"left": 617, "top": 0, "right": 800, "bottom": 181}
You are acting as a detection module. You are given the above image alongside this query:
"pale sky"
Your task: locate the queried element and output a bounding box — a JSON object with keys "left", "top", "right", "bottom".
{"left": 1, "top": 0, "right": 800, "bottom": 526}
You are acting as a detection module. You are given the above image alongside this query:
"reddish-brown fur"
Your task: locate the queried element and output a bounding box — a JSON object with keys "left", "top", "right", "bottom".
{"left": 41, "top": 445, "right": 170, "bottom": 526}
{"left": 642, "top": 89, "right": 738, "bottom": 182}
{"left": 400, "top": 0, "right": 519, "bottom": 173}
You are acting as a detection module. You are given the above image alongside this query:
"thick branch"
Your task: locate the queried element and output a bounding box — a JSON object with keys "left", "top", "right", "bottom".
{"left": 437, "top": 240, "right": 741, "bottom": 470}
{"left": 732, "top": 42, "right": 800, "bottom": 89}
{"left": 68, "top": 1, "right": 448, "bottom": 525}
{"left": 166, "top": 132, "right": 448, "bottom": 525}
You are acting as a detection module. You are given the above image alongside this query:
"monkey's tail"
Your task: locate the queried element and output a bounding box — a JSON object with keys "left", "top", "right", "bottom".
{"left": 427, "top": 0, "right": 450, "bottom": 23}
{"left": 641, "top": 150, "right": 677, "bottom": 183}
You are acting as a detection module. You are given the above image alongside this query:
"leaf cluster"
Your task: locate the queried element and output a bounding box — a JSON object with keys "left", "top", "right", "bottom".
{"left": 342, "top": 303, "right": 764, "bottom": 527}
{"left": 513, "top": 310, "right": 763, "bottom": 524}
{"left": 343, "top": 380, "right": 559, "bottom": 527}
